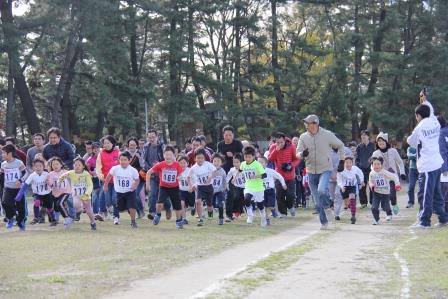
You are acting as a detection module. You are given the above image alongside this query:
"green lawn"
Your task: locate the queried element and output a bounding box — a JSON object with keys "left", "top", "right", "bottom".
{"left": 0, "top": 207, "right": 311, "bottom": 299}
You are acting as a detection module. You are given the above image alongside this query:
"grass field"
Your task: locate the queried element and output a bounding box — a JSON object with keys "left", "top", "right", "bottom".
{"left": 0, "top": 207, "right": 311, "bottom": 299}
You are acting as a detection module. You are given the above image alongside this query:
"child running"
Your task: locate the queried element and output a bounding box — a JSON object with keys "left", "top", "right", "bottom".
{"left": 226, "top": 154, "right": 246, "bottom": 220}
{"left": 105, "top": 151, "right": 140, "bottom": 228}
{"left": 60, "top": 157, "right": 96, "bottom": 231}
{"left": 1, "top": 144, "right": 28, "bottom": 230}
{"left": 47, "top": 157, "right": 74, "bottom": 228}
{"left": 211, "top": 153, "right": 227, "bottom": 225}
{"left": 146, "top": 146, "right": 185, "bottom": 229}
{"left": 336, "top": 157, "right": 364, "bottom": 224}
{"left": 178, "top": 155, "right": 195, "bottom": 224}
{"left": 188, "top": 148, "right": 217, "bottom": 226}
{"left": 258, "top": 157, "right": 286, "bottom": 226}
{"left": 369, "top": 157, "right": 401, "bottom": 225}
{"left": 240, "top": 146, "right": 267, "bottom": 226}
{"left": 16, "top": 159, "right": 56, "bottom": 226}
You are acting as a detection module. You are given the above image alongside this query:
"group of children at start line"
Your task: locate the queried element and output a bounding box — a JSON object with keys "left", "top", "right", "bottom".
{"left": 1, "top": 139, "right": 401, "bottom": 231}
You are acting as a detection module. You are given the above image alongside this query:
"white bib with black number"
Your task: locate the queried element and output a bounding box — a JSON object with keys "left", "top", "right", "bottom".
{"left": 162, "top": 169, "right": 178, "bottom": 184}
{"left": 4, "top": 168, "right": 20, "bottom": 184}
{"left": 32, "top": 178, "right": 49, "bottom": 195}
{"left": 73, "top": 182, "right": 87, "bottom": 196}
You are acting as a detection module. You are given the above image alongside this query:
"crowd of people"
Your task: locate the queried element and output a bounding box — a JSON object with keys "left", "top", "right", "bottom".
{"left": 0, "top": 91, "right": 447, "bottom": 231}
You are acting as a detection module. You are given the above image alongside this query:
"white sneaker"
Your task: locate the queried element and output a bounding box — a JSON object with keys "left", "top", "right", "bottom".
{"left": 386, "top": 215, "right": 392, "bottom": 222}
{"left": 289, "top": 207, "right": 296, "bottom": 217}
{"left": 113, "top": 217, "right": 120, "bottom": 225}
{"left": 372, "top": 220, "right": 379, "bottom": 225}
{"left": 260, "top": 217, "right": 267, "bottom": 227}
{"left": 410, "top": 222, "right": 431, "bottom": 229}
{"left": 320, "top": 222, "right": 328, "bottom": 230}
{"left": 246, "top": 215, "right": 253, "bottom": 224}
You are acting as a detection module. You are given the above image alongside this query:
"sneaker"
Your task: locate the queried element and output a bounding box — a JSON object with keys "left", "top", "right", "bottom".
{"left": 3, "top": 217, "right": 7, "bottom": 223}
{"left": 372, "top": 220, "right": 379, "bottom": 225}
{"left": 246, "top": 215, "right": 253, "bottom": 224}
{"left": 197, "top": 218, "right": 204, "bottom": 226}
{"left": 147, "top": 213, "right": 155, "bottom": 220}
{"left": 18, "top": 221, "right": 26, "bottom": 231}
{"left": 434, "top": 222, "right": 448, "bottom": 228}
{"left": 392, "top": 205, "right": 399, "bottom": 215}
{"left": 386, "top": 215, "right": 392, "bottom": 222}
{"left": 152, "top": 214, "right": 161, "bottom": 225}
{"left": 191, "top": 208, "right": 196, "bottom": 216}
{"left": 29, "top": 218, "right": 39, "bottom": 225}
{"left": 266, "top": 218, "right": 271, "bottom": 226}
{"left": 406, "top": 203, "right": 414, "bottom": 209}
{"left": 289, "top": 207, "right": 296, "bottom": 217}
{"left": 272, "top": 210, "right": 278, "bottom": 218}
{"left": 75, "top": 212, "right": 81, "bottom": 221}
{"left": 38, "top": 217, "right": 45, "bottom": 224}
{"left": 90, "top": 223, "right": 97, "bottom": 231}
{"left": 50, "top": 221, "right": 58, "bottom": 227}
{"left": 320, "top": 222, "right": 328, "bottom": 230}
{"left": 360, "top": 204, "right": 367, "bottom": 209}
{"left": 218, "top": 218, "right": 224, "bottom": 225}
{"left": 183, "top": 219, "right": 189, "bottom": 225}
{"left": 113, "top": 217, "right": 120, "bottom": 225}
{"left": 224, "top": 217, "right": 232, "bottom": 223}
{"left": 279, "top": 214, "right": 287, "bottom": 219}
{"left": 325, "top": 209, "right": 334, "bottom": 222}
{"left": 335, "top": 216, "right": 341, "bottom": 221}
{"left": 410, "top": 222, "right": 431, "bottom": 229}
{"left": 350, "top": 216, "right": 356, "bottom": 224}
{"left": 312, "top": 210, "right": 318, "bottom": 215}
{"left": 261, "top": 217, "right": 267, "bottom": 227}
{"left": 176, "top": 220, "right": 184, "bottom": 229}
{"left": 131, "top": 221, "right": 138, "bottom": 229}
{"left": 208, "top": 211, "right": 213, "bottom": 218}
{"left": 95, "top": 214, "right": 104, "bottom": 221}
{"left": 63, "top": 218, "right": 73, "bottom": 229}
{"left": 166, "top": 209, "right": 172, "bottom": 220}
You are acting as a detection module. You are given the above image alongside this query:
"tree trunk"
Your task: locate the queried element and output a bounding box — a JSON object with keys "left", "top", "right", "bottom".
{"left": 6, "top": 67, "right": 15, "bottom": 136}
{"left": 0, "top": 0, "right": 41, "bottom": 134}
{"left": 271, "top": 0, "right": 285, "bottom": 112}
{"left": 168, "top": 2, "right": 180, "bottom": 144}
{"left": 95, "top": 110, "right": 106, "bottom": 140}
{"left": 50, "top": 0, "right": 81, "bottom": 128}
{"left": 233, "top": 1, "right": 242, "bottom": 105}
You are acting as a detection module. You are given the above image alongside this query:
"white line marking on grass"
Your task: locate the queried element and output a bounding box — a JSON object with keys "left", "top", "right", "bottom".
{"left": 394, "top": 229, "right": 417, "bottom": 298}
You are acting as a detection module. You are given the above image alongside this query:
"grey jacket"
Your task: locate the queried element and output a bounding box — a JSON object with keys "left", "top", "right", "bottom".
{"left": 297, "top": 127, "right": 344, "bottom": 174}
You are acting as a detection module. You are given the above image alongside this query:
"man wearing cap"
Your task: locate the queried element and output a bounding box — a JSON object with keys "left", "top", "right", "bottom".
{"left": 356, "top": 130, "right": 375, "bottom": 207}
{"left": 297, "top": 114, "right": 345, "bottom": 229}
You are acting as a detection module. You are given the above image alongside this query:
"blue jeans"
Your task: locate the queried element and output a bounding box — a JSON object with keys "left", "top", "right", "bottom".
{"left": 135, "top": 182, "right": 145, "bottom": 216}
{"left": 148, "top": 177, "right": 159, "bottom": 214}
{"left": 308, "top": 171, "right": 331, "bottom": 224}
{"left": 417, "top": 168, "right": 448, "bottom": 226}
{"left": 100, "top": 181, "right": 119, "bottom": 218}
{"left": 407, "top": 168, "right": 418, "bottom": 204}
{"left": 91, "top": 188, "right": 101, "bottom": 214}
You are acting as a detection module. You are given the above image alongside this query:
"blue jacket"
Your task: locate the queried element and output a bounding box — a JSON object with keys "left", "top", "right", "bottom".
{"left": 43, "top": 138, "right": 76, "bottom": 169}
{"left": 440, "top": 127, "right": 448, "bottom": 173}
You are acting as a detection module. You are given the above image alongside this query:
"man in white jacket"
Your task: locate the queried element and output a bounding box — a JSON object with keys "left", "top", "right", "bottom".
{"left": 407, "top": 91, "right": 448, "bottom": 228}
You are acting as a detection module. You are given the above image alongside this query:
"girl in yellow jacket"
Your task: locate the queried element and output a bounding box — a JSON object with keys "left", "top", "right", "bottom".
{"left": 60, "top": 157, "right": 97, "bottom": 231}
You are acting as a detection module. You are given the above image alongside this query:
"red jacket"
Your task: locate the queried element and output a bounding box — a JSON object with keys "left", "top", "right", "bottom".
{"left": 268, "top": 138, "right": 299, "bottom": 181}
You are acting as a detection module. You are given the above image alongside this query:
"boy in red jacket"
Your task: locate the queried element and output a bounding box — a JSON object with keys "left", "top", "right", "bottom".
{"left": 268, "top": 132, "right": 300, "bottom": 217}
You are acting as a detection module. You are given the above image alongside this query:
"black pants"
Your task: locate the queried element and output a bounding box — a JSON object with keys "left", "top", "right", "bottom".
{"left": 53, "top": 194, "right": 71, "bottom": 218}
{"left": 276, "top": 179, "right": 296, "bottom": 215}
{"left": 2, "top": 187, "right": 26, "bottom": 224}
{"left": 295, "top": 178, "right": 306, "bottom": 207}
{"left": 359, "top": 167, "right": 372, "bottom": 205}
{"left": 371, "top": 192, "right": 392, "bottom": 221}
{"left": 226, "top": 184, "right": 244, "bottom": 218}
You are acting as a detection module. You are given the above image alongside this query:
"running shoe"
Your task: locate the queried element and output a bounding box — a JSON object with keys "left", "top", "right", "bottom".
{"left": 372, "top": 220, "right": 379, "bottom": 225}
{"left": 147, "top": 213, "right": 155, "bottom": 220}
{"left": 289, "top": 207, "right": 296, "bottom": 217}
{"left": 350, "top": 216, "right": 356, "bottom": 224}
{"left": 152, "top": 214, "right": 161, "bottom": 225}
{"left": 406, "top": 203, "right": 414, "bottom": 209}
{"left": 183, "top": 219, "right": 189, "bottom": 225}
{"left": 392, "top": 205, "right": 399, "bottom": 215}
{"left": 218, "top": 218, "right": 224, "bottom": 225}
{"left": 320, "top": 222, "right": 328, "bottom": 230}
{"left": 131, "top": 221, "right": 138, "bottom": 229}
{"left": 260, "top": 217, "right": 267, "bottom": 227}
{"left": 335, "top": 216, "right": 341, "bottom": 221}
{"left": 29, "top": 218, "right": 39, "bottom": 225}
{"left": 246, "top": 215, "right": 253, "bottom": 224}
{"left": 197, "top": 218, "right": 204, "bottom": 226}
{"left": 208, "top": 211, "right": 213, "bottom": 218}
{"left": 386, "top": 215, "right": 392, "bottom": 222}
{"left": 113, "top": 217, "right": 120, "bottom": 225}
{"left": 266, "top": 218, "right": 271, "bottom": 226}
{"left": 176, "top": 220, "right": 184, "bottom": 229}
{"left": 90, "top": 222, "right": 97, "bottom": 231}
{"left": 64, "top": 218, "right": 73, "bottom": 229}
{"left": 94, "top": 214, "right": 104, "bottom": 221}
{"left": 18, "top": 221, "right": 26, "bottom": 231}
{"left": 434, "top": 222, "right": 448, "bottom": 228}
{"left": 410, "top": 222, "right": 431, "bottom": 229}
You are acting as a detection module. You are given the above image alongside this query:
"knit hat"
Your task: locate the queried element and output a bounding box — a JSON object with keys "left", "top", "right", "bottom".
{"left": 376, "top": 132, "right": 388, "bottom": 143}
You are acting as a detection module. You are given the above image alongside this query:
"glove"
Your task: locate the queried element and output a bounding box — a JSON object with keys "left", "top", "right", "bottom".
{"left": 395, "top": 185, "right": 401, "bottom": 192}
{"left": 400, "top": 174, "right": 406, "bottom": 181}
{"left": 281, "top": 162, "right": 293, "bottom": 172}
{"left": 302, "top": 149, "right": 309, "bottom": 158}
{"left": 337, "top": 160, "right": 345, "bottom": 172}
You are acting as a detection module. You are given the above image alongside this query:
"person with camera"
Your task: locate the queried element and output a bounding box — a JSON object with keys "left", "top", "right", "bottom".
{"left": 296, "top": 115, "right": 345, "bottom": 229}
{"left": 268, "top": 132, "right": 300, "bottom": 217}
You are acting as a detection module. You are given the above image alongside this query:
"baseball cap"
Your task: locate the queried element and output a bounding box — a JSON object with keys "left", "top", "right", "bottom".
{"left": 303, "top": 114, "right": 319, "bottom": 124}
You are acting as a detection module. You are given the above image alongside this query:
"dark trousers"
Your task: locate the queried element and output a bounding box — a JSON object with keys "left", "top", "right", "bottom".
{"left": 226, "top": 184, "right": 244, "bottom": 218}
{"left": 442, "top": 182, "right": 448, "bottom": 213}
{"left": 276, "top": 179, "right": 296, "bottom": 215}
{"left": 371, "top": 192, "right": 392, "bottom": 221}
{"left": 407, "top": 168, "right": 418, "bottom": 205}
{"left": 295, "top": 178, "right": 306, "bottom": 207}
{"left": 2, "top": 188, "right": 27, "bottom": 224}
{"left": 359, "top": 167, "right": 372, "bottom": 205}
{"left": 417, "top": 168, "right": 448, "bottom": 226}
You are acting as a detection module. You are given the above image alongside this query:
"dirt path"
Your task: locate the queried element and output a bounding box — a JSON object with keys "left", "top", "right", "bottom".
{"left": 106, "top": 194, "right": 416, "bottom": 299}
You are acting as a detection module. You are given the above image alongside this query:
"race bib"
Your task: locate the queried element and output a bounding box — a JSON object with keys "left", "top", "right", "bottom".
{"left": 375, "top": 177, "right": 386, "bottom": 187}
{"left": 236, "top": 174, "right": 245, "bottom": 186}
{"left": 197, "top": 174, "right": 209, "bottom": 185}
{"left": 243, "top": 169, "right": 256, "bottom": 180}
{"left": 4, "top": 168, "right": 20, "bottom": 184}
{"left": 180, "top": 178, "right": 189, "bottom": 188}
{"left": 53, "top": 178, "right": 68, "bottom": 190}
{"left": 73, "top": 183, "right": 87, "bottom": 196}
{"left": 117, "top": 178, "right": 131, "bottom": 188}
{"left": 162, "top": 169, "right": 178, "bottom": 184}
{"left": 213, "top": 177, "right": 222, "bottom": 188}
{"left": 32, "top": 180, "right": 48, "bottom": 194}
{"left": 263, "top": 180, "right": 270, "bottom": 189}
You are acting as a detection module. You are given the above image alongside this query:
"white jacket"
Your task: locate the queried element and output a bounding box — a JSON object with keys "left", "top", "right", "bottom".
{"left": 336, "top": 166, "right": 364, "bottom": 190}
{"left": 407, "top": 100, "right": 443, "bottom": 172}
{"left": 264, "top": 168, "right": 286, "bottom": 190}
